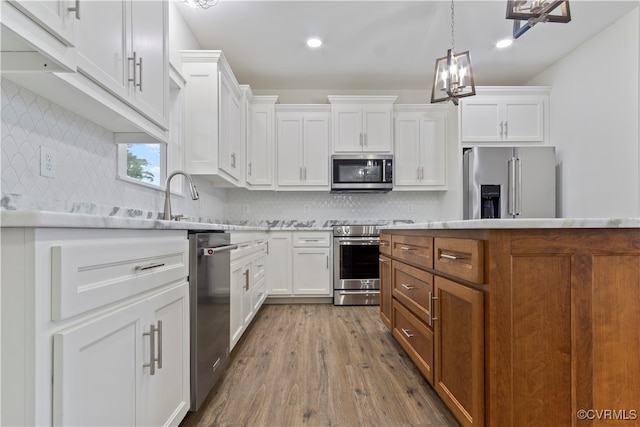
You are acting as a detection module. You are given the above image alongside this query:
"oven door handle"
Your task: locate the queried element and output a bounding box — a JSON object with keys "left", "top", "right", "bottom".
{"left": 336, "top": 238, "right": 380, "bottom": 245}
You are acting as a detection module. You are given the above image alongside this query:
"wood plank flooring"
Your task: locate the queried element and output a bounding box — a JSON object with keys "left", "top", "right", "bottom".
{"left": 180, "top": 304, "right": 459, "bottom": 427}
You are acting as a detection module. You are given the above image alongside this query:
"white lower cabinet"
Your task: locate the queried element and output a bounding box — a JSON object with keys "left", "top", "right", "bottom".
{"left": 267, "top": 231, "right": 332, "bottom": 299}
{"left": 229, "top": 233, "right": 268, "bottom": 350}
{"left": 0, "top": 228, "right": 190, "bottom": 427}
{"left": 53, "top": 283, "right": 189, "bottom": 427}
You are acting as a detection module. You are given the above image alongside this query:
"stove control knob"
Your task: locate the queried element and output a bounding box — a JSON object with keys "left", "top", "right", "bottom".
{"left": 344, "top": 226, "right": 350, "bottom": 235}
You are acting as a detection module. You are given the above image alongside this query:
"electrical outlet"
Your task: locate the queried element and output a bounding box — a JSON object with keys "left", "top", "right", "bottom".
{"left": 303, "top": 204, "right": 310, "bottom": 213}
{"left": 40, "top": 146, "right": 56, "bottom": 178}
{"left": 242, "top": 205, "right": 249, "bottom": 214}
{"left": 407, "top": 204, "right": 414, "bottom": 213}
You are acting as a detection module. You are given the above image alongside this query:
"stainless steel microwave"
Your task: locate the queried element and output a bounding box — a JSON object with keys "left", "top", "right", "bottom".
{"left": 331, "top": 154, "right": 393, "bottom": 193}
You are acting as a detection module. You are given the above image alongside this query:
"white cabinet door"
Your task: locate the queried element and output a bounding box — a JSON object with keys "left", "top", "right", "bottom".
{"left": 292, "top": 248, "right": 331, "bottom": 296}
{"left": 142, "top": 283, "right": 190, "bottom": 427}
{"left": 302, "top": 113, "right": 330, "bottom": 187}
{"left": 53, "top": 301, "right": 143, "bottom": 427}
{"left": 129, "top": 0, "right": 168, "bottom": 127}
{"left": 394, "top": 112, "right": 423, "bottom": 187}
{"left": 502, "top": 99, "right": 544, "bottom": 141}
{"left": 362, "top": 107, "right": 393, "bottom": 152}
{"left": 394, "top": 108, "right": 447, "bottom": 189}
{"left": 276, "top": 113, "right": 304, "bottom": 187}
{"left": 247, "top": 100, "right": 275, "bottom": 188}
{"left": 332, "top": 106, "right": 363, "bottom": 152}
{"left": 75, "top": 0, "right": 128, "bottom": 101}
{"left": 219, "top": 70, "right": 242, "bottom": 181}
{"left": 230, "top": 258, "right": 250, "bottom": 349}
{"left": 7, "top": 0, "right": 77, "bottom": 46}
{"left": 460, "top": 100, "right": 502, "bottom": 142}
{"left": 266, "top": 233, "right": 292, "bottom": 296}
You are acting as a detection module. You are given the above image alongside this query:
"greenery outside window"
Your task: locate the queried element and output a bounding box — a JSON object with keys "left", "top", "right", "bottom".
{"left": 116, "top": 134, "right": 167, "bottom": 189}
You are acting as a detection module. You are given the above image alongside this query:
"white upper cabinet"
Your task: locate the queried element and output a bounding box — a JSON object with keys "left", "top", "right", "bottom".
{"left": 246, "top": 95, "right": 278, "bottom": 189}
{"left": 328, "top": 95, "right": 397, "bottom": 153}
{"left": 75, "top": 0, "right": 168, "bottom": 128}
{"left": 394, "top": 105, "right": 448, "bottom": 190}
{"left": 1, "top": 0, "right": 77, "bottom": 72}
{"left": 460, "top": 87, "right": 550, "bottom": 145}
{"left": 276, "top": 105, "right": 330, "bottom": 190}
{"left": 181, "top": 50, "right": 245, "bottom": 186}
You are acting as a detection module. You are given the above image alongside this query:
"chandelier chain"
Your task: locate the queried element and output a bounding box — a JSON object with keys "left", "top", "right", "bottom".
{"left": 450, "top": 0, "right": 455, "bottom": 51}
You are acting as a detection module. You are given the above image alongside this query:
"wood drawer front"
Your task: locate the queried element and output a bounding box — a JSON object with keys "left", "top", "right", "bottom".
{"left": 391, "top": 235, "right": 433, "bottom": 268}
{"left": 434, "top": 237, "right": 484, "bottom": 283}
{"left": 293, "top": 232, "right": 331, "bottom": 247}
{"left": 52, "top": 238, "right": 189, "bottom": 321}
{"left": 392, "top": 299, "right": 434, "bottom": 385}
{"left": 379, "top": 233, "right": 391, "bottom": 255}
{"left": 392, "top": 261, "right": 433, "bottom": 324}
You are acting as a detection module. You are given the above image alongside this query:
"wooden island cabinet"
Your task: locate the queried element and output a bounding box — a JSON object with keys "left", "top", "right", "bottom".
{"left": 381, "top": 227, "right": 640, "bottom": 427}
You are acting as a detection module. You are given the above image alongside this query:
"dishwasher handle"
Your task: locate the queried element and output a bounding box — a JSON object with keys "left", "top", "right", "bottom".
{"left": 199, "top": 244, "right": 238, "bottom": 257}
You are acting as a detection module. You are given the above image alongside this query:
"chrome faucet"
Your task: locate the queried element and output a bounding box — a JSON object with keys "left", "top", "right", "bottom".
{"left": 163, "top": 170, "right": 199, "bottom": 220}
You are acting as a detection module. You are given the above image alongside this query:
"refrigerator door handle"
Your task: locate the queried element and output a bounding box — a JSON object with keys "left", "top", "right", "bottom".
{"left": 508, "top": 157, "right": 517, "bottom": 217}
{"left": 516, "top": 157, "right": 522, "bottom": 216}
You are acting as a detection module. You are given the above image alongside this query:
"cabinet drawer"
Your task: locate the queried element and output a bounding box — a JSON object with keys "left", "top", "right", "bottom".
{"left": 52, "top": 237, "right": 189, "bottom": 321}
{"left": 379, "top": 233, "right": 391, "bottom": 255}
{"left": 391, "top": 235, "right": 433, "bottom": 268}
{"left": 392, "top": 261, "right": 433, "bottom": 325}
{"left": 434, "top": 237, "right": 484, "bottom": 283}
{"left": 293, "top": 232, "right": 331, "bottom": 247}
{"left": 392, "top": 299, "right": 434, "bottom": 384}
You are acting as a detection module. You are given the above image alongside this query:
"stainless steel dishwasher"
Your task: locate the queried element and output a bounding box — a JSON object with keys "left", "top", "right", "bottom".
{"left": 188, "top": 231, "right": 237, "bottom": 411}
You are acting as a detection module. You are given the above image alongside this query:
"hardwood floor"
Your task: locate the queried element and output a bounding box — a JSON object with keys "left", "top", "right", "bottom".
{"left": 181, "top": 304, "right": 459, "bottom": 427}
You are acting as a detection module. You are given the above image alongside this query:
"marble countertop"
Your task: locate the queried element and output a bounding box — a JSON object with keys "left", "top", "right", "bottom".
{"left": 2, "top": 210, "right": 639, "bottom": 231}
{"left": 0, "top": 211, "right": 265, "bottom": 231}
{"left": 383, "top": 218, "right": 640, "bottom": 229}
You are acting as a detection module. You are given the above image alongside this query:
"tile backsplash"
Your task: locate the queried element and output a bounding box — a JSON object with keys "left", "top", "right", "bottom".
{"left": 2, "top": 78, "right": 447, "bottom": 225}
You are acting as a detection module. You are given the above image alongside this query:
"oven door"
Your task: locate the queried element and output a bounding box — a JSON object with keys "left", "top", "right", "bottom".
{"left": 333, "top": 237, "right": 380, "bottom": 290}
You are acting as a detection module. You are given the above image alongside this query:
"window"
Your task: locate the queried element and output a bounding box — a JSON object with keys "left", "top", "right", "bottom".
{"left": 116, "top": 134, "right": 166, "bottom": 189}
{"left": 116, "top": 68, "right": 186, "bottom": 191}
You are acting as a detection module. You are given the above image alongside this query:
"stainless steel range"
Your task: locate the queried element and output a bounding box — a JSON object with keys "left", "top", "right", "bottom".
{"left": 333, "top": 225, "right": 380, "bottom": 305}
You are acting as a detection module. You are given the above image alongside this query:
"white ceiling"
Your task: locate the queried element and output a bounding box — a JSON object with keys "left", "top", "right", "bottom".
{"left": 175, "top": 0, "right": 638, "bottom": 90}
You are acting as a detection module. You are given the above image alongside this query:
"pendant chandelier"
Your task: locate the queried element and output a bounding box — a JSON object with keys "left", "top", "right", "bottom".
{"left": 183, "top": 0, "right": 218, "bottom": 9}
{"left": 506, "top": 1, "right": 571, "bottom": 39}
{"left": 430, "top": 0, "right": 476, "bottom": 106}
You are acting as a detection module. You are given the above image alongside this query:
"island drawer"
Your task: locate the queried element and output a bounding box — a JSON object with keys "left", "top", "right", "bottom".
{"left": 379, "top": 233, "right": 391, "bottom": 255}
{"left": 391, "top": 235, "right": 433, "bottom": 268}
{"left": 392, "top": 261, "right": 433, "bottom": 325}
{"left": 392, "top": 299, "right": 434, "bottom": 384}
{"left": 433, "top": 237, "right": 484, "bottom": 283}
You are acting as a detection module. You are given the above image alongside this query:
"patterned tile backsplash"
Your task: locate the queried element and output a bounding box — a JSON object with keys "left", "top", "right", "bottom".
{"left": 1, "top": 78, "right": 446, "bottom": 225}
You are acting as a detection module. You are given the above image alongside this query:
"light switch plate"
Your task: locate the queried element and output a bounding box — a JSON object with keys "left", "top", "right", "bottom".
{"left": 40, "top": 146, "right": 56, "bottom": 178}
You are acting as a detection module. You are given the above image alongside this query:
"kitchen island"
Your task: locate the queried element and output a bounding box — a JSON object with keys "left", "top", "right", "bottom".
{"left": 380, "top": 221, "right": 640, "bottom": 427}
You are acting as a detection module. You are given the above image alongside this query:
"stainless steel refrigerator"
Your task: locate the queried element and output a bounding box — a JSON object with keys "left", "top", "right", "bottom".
{"left": 463, "top": 146, "right": 556, "bottom": 219}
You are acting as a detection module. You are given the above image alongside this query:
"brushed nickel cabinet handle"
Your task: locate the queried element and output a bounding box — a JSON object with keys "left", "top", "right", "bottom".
{"left": 440, "top": 253, "right": 458, "bottom": 260}
{"left": 431, "top": 293, "right": 438, "bottom": 323}
{"left": 378, "top": 257, "right": 388, "bottom": 263}
{"left": 137, "top": 56, "right": 143, "bottom": 91}
{"left": 400, "top": 246, "right": 414, "bottom": 251}
{"left": 401, "top": 328, "right": 414, "bottom": 338}
{"left": 128, "top": 52, "right": 137, "bottom": 86}
{"left": 248, "top": 162, "right": 252, "bottom": 176}
{"left": 156, "top": 320, "right": 163, "bottom": 370}
{"left": 68, "top": 0, "right": 80, "bottom": 19}
{"left": 143, "top": 323, "right": 157, "bottom": 375}
{"left": 135, "top": 262, "right": 165, "bottom": 272}
{"left": 401, "top": 284, "right": 414, "bottom": 290}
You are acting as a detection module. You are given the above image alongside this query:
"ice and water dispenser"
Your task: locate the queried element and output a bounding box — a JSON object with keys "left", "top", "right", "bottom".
{"left": 480, "top": 185, "right": 500, "bottom": 219}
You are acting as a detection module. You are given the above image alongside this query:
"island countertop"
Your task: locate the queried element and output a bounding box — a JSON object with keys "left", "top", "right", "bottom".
{"left": 382, "top": 217, "right": 640, "bottom": 229}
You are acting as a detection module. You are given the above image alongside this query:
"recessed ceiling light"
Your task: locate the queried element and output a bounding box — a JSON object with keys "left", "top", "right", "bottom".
{"left": 306, "top": 38, "right": 322, "bottom": 48}
{"left": 496, "top": 39, "right": 513, "bottom": 49}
